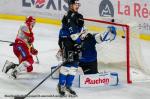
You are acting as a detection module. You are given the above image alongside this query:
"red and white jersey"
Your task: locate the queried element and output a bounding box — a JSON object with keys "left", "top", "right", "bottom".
{"left": 15, "top": 24, "right": 34, "bottom": 47}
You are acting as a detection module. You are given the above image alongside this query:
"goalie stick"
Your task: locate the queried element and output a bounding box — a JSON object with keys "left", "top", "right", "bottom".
{"left": 14, "top": 53, "right": 73, "bottom": 99}
{"left": 0, "top": 39, "right": 40, "bottom": 64}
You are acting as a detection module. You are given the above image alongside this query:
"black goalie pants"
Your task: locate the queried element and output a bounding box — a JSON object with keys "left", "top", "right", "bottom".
{"left": 79, "top": 60, "right": 98, "bottom": 74}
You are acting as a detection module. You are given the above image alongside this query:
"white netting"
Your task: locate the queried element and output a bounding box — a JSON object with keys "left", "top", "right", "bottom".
{"left": 84, "top": 18, "right": 150, "bottom": 83}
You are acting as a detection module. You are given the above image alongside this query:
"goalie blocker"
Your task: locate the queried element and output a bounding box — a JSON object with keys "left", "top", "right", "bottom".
{"left": 51, "top": 66, "right": 119, "bottom": 87}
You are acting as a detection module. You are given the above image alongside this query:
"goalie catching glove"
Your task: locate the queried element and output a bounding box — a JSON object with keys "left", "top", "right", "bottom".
{"left": 70, "top": 26, "right": 116, "bottom": 43}
{"left": 101, "top": 26, "right": 117, "bottom": 42}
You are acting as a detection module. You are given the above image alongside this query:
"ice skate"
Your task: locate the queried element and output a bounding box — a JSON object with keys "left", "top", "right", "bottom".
{"left": 57, "top": 84, "right": 66, "bottom": 96}
{"left": 2, "top": 60, "right": 17, "bottom": 73}
{"left": 10, "top": 70, "right": 18, "bottom": 79}
{"left": 66, "top": 86, "right": 77, "bottom": 96}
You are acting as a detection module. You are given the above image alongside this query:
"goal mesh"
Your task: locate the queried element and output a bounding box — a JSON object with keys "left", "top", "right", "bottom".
{"left": 84, "top": 18, "right": 147, "bottom": 84}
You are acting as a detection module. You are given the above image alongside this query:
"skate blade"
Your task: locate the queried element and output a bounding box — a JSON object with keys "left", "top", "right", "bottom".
{"left": 65, "top": 90, "right": 78, "bottom": 97}
{"left": 5, "top": 69, "right": 17, "bottom": 80}
{"left": 2, "top": 60, "right": 8, "bottom": 73}
{"left": 3, "top": 72, "right": 16, "bottom": 80}
{"left": 66, "top": 93, "right": 78, "bottom": 97}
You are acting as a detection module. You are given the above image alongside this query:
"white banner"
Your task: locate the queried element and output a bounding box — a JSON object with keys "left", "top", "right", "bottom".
{"left": 79, "top": 72, "right": 119, "bottom": 87}
{"left": 0, "top": 0, "right": 150, "bottom": 34}
{"left": 0, "top": 0, "right": 68, "bottom": 19}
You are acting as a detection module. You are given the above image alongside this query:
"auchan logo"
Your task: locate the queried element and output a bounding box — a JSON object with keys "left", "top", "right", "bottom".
{"left": 84, "top": 77, "right": 110, "bottom": 85}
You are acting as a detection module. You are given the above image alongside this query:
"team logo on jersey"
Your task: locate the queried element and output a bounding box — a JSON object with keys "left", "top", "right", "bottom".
{"left": 99, "top": 0, "right": 114, "bottom": 17}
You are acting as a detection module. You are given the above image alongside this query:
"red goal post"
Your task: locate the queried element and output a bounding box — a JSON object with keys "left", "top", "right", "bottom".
{"left": 83, "top": 18, "right": 132, "bottom": 84}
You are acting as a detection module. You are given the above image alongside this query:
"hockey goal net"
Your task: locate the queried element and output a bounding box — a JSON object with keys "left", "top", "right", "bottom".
{"left": 84, "top": 18, "right": 149, "bottom": 84}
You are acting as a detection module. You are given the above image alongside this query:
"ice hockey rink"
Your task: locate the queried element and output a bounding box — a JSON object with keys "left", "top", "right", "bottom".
{"left": 0, "top": 19, "right": 150, "bottom": 99}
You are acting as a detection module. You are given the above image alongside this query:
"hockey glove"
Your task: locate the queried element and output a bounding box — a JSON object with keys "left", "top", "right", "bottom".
{"left": 56, "top": 49, "right": 63, "bottom": 61}
{"left": 70, "top": 33, "right": 82, "bottom": 44}
{"left": 74, "top": 44, "right": 81, "bottom": 54}
{"left": 9, "top": 43, "right": 15, "bottom": 46}
{"left": 31, "top": 47, "right": 38, "bottom": 55}
{"left": 28, "top": 35, "right": 34, "bottom": 43}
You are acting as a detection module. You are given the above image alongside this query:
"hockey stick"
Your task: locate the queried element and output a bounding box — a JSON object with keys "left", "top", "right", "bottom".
{"left": 31, "top": 44, "right": 40, "bottom": 64}
{"left": 13, "top": 61, "right": 66, "bottom": 99}
{"left": 14, "top": 52, "right": 73, "bottom": 99}
{"left": 0, "top": 40, "right": 14, "bottom": 45}
{"left": 0, "top": 40, "right": 13, "bottom": 43}
{"left": 35, "top": 55, "right": 39, "bottom": 64}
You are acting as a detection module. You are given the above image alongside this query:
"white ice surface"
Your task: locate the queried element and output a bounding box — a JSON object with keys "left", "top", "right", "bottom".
{"left": 0, "top": 19, "right": 150, "bottom": 99}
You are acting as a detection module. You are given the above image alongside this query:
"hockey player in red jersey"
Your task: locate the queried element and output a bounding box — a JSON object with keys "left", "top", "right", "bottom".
{"left": 3, "top": 16, "right": 38, "bottom": 78}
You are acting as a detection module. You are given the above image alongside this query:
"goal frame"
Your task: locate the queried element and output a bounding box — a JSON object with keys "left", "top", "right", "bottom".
{"left": 84, "top": 18, "right": 132, "bottom": 84}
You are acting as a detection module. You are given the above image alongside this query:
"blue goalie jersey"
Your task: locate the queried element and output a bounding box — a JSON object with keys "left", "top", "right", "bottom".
{"left": 80, "top": 33, "right": 98, "bottom": 62}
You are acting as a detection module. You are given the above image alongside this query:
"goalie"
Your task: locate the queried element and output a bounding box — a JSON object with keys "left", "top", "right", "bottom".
{"left": 56, "top": 25, "right": 116, "bottom": 93}
{"left": 3, "top": 16, "right": 38, "bottom": 79}
{"left": 71, "top": 26, "right": 117, "bottom": 74}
